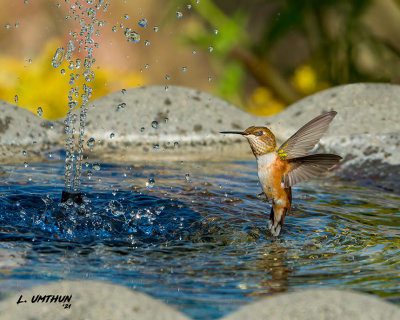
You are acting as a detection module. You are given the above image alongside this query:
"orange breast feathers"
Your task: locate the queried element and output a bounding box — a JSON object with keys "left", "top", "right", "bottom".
{"left": 258, "top": 153, "right": 291, "bottom": 199}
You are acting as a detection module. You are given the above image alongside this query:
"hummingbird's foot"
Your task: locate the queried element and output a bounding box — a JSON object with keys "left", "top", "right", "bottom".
{"left": 267, "top": 220, "right": 281, "bottom": 237}
{"left": 258, "top": 192, "right": 270, "bottom": 202}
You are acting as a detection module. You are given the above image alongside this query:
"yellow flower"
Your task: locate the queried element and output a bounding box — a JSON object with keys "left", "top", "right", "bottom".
{"left": 291, "top": 65, "right": 318, "bottom": 95}
{"left": 246, "top": 87, "right": 285, "bottom": 116}
{"left": 0, "top": 39, "right": 145, "bottom": 120}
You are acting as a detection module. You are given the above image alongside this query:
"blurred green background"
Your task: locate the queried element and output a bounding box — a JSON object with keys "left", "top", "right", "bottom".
{"left": 1, "top": 0, "right": 400, "bottom": 119}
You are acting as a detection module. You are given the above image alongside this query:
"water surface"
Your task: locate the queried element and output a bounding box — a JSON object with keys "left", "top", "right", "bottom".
{"left": 0, "top": 160, "right": 399, "bottom": 319}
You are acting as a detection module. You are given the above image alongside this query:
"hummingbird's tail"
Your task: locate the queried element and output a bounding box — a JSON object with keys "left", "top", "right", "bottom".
{"left": 268, "top": 187, "right": 292, "bottom": 237}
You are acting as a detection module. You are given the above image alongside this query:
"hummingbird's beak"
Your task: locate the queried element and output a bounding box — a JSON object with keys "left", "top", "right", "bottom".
{"left": 220, "top": 131, "right": 244, "bottom": 135}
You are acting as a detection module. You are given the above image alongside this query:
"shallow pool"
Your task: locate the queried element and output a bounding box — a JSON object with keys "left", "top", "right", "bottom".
{"left": 0, "top": 159, "right": 399, "bottom": 319}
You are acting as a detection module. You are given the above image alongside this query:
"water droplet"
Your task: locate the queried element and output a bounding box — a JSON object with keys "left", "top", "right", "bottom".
{"left": 14, "top": 95, "right": 18, "bottom": 103}
{"left": 165, "top": 74, "right": 170, "bottom": 80}
{"left": 164, "top": 118, "right": 169, "bottom": 123}
{"left": 174, "top": 141, "right": 179, "bottom": 148}
{"left": 153, "top": 25, "right": 159, "bottom": 32}
{"left": 4, "top": 24, "right": 11, "bottom": 29}
{"left": 185, "top": 173, "right": 191, "bottom": 182}
{"left": 165, "top": 85, "right": 169, "bottom": 91}
{"left": 182, "top": 66, "right": 187, "bottom": 72}
{"left": 87, "top": 170, "right": 93, "bottom": 178}
{"left": 92, "top": 162, "right": 101, "bottom": 171}
{"left": 146, "top": 178, "right": 155, "bottom": 189}
{"left": 121, "top": 88, "right": 126, "bottom": 94}
{"left": 14, "top": 22, "right": 19, "bottom": 28}
{"left": 145, "top": 63, "right": 150, "bottom": 69}
{"left": 138, "top": 18, "right": 147, "bottom": 27}
{"left": 116, "top": 102, "right": 126, "bottom": 110}
{"left": 109, "top": 200, "right": 123, "bottom": 216}
{"left": 140, "top": 127, "right": 145, "bottom": 132}
{"left": 151, "top": 121, "right": 158, "bottom": 129}
{"left": 124, "top": 14, "right": 130, "bottom": 20}
{"left": 176, "top": 11, "right": 183, "bottom": 18}
{"left": 36, "top": 107, "right": 43, "bottom": 117}
{"left": 192, "top": 50, "right": 196, "bottom": 55}
{"left": 22, "top": 150, "right": 27, "bottom": 156}
{"left": 214, "top": 29, "right": 219, "bottom": 35}
{"left": 208, "top": 76, "right": 212, "bottom": 82}
{"left": 187, "top": 4, "right": 192, "bottom": 9}
{"left": 85, "top": 162, "right": 89, "bottom": 167}
{"left": 87, "top": 137, "right": 95, "bottom": 147}
{"left": 129, "top": 31, "right": 140, "bottom": 43}
{"left": 24, "top": 161, "right": 29, "bottom": 168}
{"left": 61, "top": 69, "right": 66, "bottom": 75}
{"left": 144, "top": 40, "right": 150, "bottom": 46}
{"left": 112, "top": 26, "right": 117, "bottom": 32}
{"left": 110, "top": 132, "right": 115, "bottom": 139}
{"left": 208, "top": 46, "right": 214, "bottom": 52}
{"left": 153, "top": 144, "right": 159, "bottom": 150}
{"left": 52, "top": 47, "right": 65, "bottom": 68}
{"left": 124, "top": 27, "right": 132, "bottom": 37}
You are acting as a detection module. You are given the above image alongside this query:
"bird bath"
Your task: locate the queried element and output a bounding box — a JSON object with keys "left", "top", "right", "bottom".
{"left": 0, "top": 1, "right": 399, "bottom": 319}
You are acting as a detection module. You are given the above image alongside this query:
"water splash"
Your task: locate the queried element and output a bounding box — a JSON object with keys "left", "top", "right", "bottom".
{"left": 60, "top": 1, "right": 103, "bottom": 197}
{"left": 116, "top": 102, "right": 126, "bottom": 110}
{"left": 146, "top": 178, "right": 155, "bottom": 189}
{"left": 138, "top": 18, "right": 148, "bottom": 27}
{"left": 151, "top": 121, "right": 159, "bottom": 129}
{"left": 92, "top": 162, "right": 101, "bottom": 171}
{"left": 36, "top": 107, "right": 43, "bottom": 116}
{"left": 86, "top": 137, "right": 95, "bottom": 148}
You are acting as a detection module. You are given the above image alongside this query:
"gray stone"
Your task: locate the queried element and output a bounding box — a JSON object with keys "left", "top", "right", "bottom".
{"left": 0, "top": 280, "right": 190, "bottom": 320}
{"left": 1, "top": 283, "right": 398, "bottom": 320}
{"left": 79, "top": 85, "right": 261, "bottom": 161}
{"left": 0, "top": 99, "right": 64, "bottom": 164}
{"left": 265, "top": 83, "right": 400, "bottom": 179}
{"left": 221, "top": 289, "right": 400, "bottom": 320}
{"left": 1, "top": 83, "right": 400, "bottom": 180}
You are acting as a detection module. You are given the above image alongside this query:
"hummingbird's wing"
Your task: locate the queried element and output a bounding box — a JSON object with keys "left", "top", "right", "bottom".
{"left": 282, "top": 154, "right": 342, "bottom": 187}
{"left": 277, "top": 111, "right": 337, "bottom": 160}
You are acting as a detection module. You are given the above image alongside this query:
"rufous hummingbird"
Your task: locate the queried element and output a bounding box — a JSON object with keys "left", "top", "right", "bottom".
{"left": 221, "top": 111, "right": 341, "bottom": 236}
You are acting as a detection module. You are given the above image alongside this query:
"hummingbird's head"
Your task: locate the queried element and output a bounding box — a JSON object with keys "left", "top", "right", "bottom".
{"left": 220, "top": 126, "right": 276, "bottom": 157}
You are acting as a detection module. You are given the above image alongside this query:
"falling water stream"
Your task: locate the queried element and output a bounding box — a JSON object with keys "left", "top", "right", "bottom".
{"left": 53, "top": 1, "right": 100, "bottom": 198}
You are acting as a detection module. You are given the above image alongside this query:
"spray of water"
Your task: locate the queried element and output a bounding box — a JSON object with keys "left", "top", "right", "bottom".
{"left": 52, "top": 1, "right": 107, "bottom": 200}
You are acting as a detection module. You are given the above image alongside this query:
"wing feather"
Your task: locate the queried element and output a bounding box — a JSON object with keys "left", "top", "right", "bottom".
{"left": 283, "top": 154, "right": 342, "bottom": 187}
{"left": 277, "top": 111, "right": 337, "bottom": 160}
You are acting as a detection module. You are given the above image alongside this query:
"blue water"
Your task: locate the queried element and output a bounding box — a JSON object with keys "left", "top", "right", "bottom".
{"left": 0, "top": 160, "right": 399, "bottom": 319}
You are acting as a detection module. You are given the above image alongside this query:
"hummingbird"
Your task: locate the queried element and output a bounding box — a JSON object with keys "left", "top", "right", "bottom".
{"left": 221, "top": 111, "right": 341, "bottom": 236}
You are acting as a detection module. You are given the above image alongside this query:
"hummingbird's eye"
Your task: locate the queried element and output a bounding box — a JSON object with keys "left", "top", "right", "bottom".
{"left": 256, "top": 130, "right": 263, "bottom": 136}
